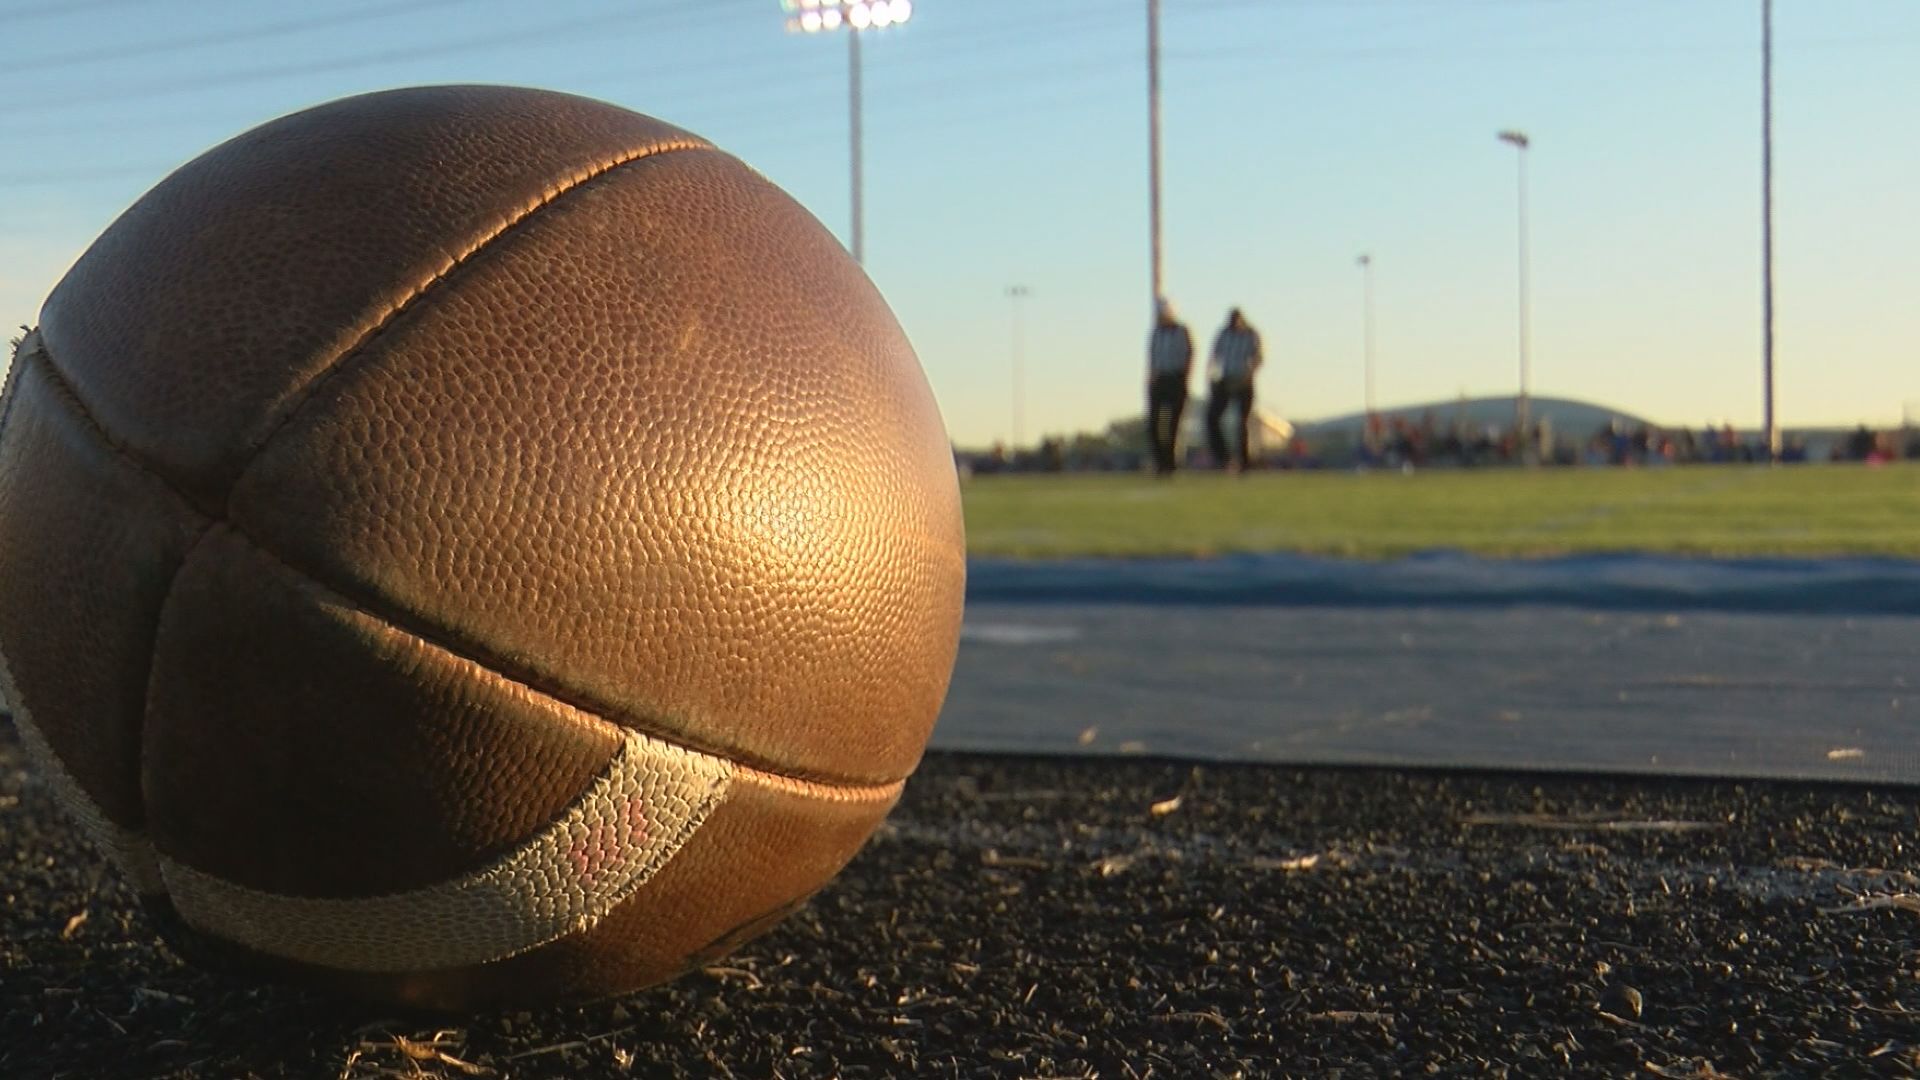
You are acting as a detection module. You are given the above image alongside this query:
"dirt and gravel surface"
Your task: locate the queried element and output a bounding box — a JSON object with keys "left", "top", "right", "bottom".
{"left": 4, "top": 715, "right": 1917, "bottom": 1079}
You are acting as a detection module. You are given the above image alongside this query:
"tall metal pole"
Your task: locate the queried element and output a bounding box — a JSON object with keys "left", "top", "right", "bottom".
{"left": 1007, "top": 285, "right": 1030, "bottom": 446}
{"left": 1146, "top": 0, "right": 1164, "bottom": 308}
{"left": 1359, "top": 254, "right": 1375, "bottom": 419}
{"left": 849, "top": 26, "right": 864, "bottom": 265}
{"left": 1498, "top": 130, "right": 1533, "bottom": 452}
{"left": 1761, "top": 0, "right": 1778, "bottom": 461}
{"left": 1514, "top": 144, "right": 1531, "bottom": 446}
{"left": 785, "top": 5, "right": 906, "bottom": 263}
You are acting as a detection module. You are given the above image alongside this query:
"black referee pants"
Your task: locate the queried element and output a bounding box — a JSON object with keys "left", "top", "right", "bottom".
{"left": 1207, "top": 378, "right": 1254, "bottom": 469}
{"left": 1146, "top": 374, "right": 1188, "bottom": 474}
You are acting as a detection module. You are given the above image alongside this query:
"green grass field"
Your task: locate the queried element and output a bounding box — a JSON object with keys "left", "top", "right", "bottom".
{"left": 961, "top": 463, "right": 1920, "bottom": 559}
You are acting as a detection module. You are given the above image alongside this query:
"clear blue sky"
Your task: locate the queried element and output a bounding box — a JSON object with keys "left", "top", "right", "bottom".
{"left": 1, "top": 0, "right": 1914, "bottom": 447}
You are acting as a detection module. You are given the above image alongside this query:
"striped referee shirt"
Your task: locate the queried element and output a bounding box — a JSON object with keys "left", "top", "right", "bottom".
{"left": 1210, "top": 326, "right": 1262, "bottom": 382}
{"left": 1147, "top": 324, "right": 1193, "bottom": 377}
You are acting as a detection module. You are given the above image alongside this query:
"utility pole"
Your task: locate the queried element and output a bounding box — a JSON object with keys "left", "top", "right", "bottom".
{"left": 1358, "top": 254, "right": 1376, "bottom": 420}
{"left": 1007, "top": 285, "right": 1031, "bottom": 447}
{"left": 1497, "top": 129, "right": 1533, "bottom": 457}
{"left": 784, "top": 1, "right": 914, "bottom": 264}
{"left": 849, "top": 26, "right": 863, "bottom": 263}
{"left": 1146, "top": 0, "right": 1165, "bottom": 309}
{"left": 1761, "top": 0, "right": 1779, "bottom": 461}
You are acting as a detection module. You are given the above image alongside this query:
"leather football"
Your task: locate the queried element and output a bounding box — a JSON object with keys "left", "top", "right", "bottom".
{"left": 0, "top": 85, "right": 965, "bottom": 1009}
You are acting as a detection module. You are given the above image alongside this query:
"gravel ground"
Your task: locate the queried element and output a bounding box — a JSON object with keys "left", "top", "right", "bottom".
{"left": 4, "top": 715, "right": 1918, "bottom": 1079}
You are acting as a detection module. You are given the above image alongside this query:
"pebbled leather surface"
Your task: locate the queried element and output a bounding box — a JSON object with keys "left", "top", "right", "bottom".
{"left": 0, "top": 340, "right": 206, "bottom": 837}
{"left": 154, "top": 765, "right": 896, "bottom": 1010}
{"left": 0, "top": 85, "right": 965, "bottom": 1004}
{"left": 144, "top": 527, "right": 625, "bottom": 899}
{"left": 229, "top": 145, "right": 964, "bottom": 786}
{"left": 37, "top": 86, "right": 710, "bottom": 515}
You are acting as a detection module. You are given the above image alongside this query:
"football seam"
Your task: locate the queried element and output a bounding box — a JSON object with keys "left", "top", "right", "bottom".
{"left": 0, "top": 334, "right": 30, "bottom": 448}
{"left": 226, "top": 137, "right": 715, "bottom": 506}
{"left": 155, "top": 724, "right": 741, "bottom": 972}
{"left": 12, "top": 332, "right": 206, "bottom": 521}
{"left": 19, "top": 342, "right": 911, "bottom": 796}
{"left": 216, "top": 522, "right": 912, "bottom": 795}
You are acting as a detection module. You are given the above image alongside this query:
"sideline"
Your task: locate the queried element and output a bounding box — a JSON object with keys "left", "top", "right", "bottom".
{"left": 967, "top": 551, "right": 1920, "bottom": 615}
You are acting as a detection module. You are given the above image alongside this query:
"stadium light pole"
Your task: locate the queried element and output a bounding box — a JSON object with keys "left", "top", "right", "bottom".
{"left": 1761, "top": 0, "right": 1779, "bottom": 462}
{"left": 1497, "top": 129, "right": 1532, "bottom": 454}
{"left": 1147, "top": 0, "right": 1165, "bottom": 311}
{"left": 784, "top": 0, "right": 915, "bottom": 264}
{"left": 1358, "top": 254, "right": 1376, "bottom": 423}
{"left": 1007, "top": 285, "right": 1031, "bottom": 447}
{"left": 849, "top": 27, "right": 862, "bottom": 263}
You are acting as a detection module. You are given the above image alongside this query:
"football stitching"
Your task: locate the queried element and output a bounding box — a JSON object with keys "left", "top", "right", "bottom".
{"left": 157, "top": 726, "right": 740, "bottom": 972}
{"left": 219, "top": 522, "right": 911, "bottom": 794}
{"left": 0, "top": 332, "right": 31, "bottom": 446}
{"left": 226, "top": 137, "right": 714, "bottom": 507}
{"left": 208, "top": 523, "right": 912, "bottom": 800}
{"left": 11, "top": 333, "right": 205, "bottom": 519}
{"left": 0, "top": 645, "right": 165, "bottom": 894}
{"left": 20, "top": 342, "right": 911, "bottom": 796}
{"left": 0, "top": 121, "right": 923, "bottom": 987}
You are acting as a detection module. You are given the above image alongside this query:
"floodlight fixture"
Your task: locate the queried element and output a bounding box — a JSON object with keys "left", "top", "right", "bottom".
{"left": 783, "top": 0, "right": 912, "bottom": 34}
{"left": 779, "top": 1, "right": 915, "bottom": 264}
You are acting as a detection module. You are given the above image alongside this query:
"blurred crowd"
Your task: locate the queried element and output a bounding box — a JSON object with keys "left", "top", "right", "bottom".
{"left": 962, "top": 415, "right": 1920, "bottom": 476}
{"left": 953, "top": 302, "right": 1919, "bottom": 476}
{"left": 1358, "top": 416, "right": 1841, "bottom": 469}
{"left": 1563, "top": 419, "right": 1916, "bottom": 468}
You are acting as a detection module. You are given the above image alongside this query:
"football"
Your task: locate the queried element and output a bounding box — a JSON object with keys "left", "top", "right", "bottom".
{"left": 0, "top": 85, "right": 965, "bottom": 1009}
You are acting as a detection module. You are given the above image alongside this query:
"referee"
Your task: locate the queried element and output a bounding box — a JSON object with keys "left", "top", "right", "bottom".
{"left": 1144, "top": 299, "right": 1194, "bottom": 475}
{"left": 1205, "top": 307, "right": 1264, "bottom": 471}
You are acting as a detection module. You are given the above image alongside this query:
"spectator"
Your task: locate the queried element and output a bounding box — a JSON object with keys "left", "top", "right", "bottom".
{"left": 1847, "top": 424, "right": 1876, "bottom": 462}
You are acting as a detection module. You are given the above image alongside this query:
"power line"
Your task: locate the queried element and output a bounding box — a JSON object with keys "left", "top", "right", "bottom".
{"left": 0, "top": 0, "right": 145, "bottom": 21}
{"left": 1166, "top": 32, "right": 1915, "bottom": 63}
{"left": 1185, "top": 0, "right": 1631, "bottom": 9}
{"left": 0, "top": 46, "right": 1145, "bottom": 189}
{"left": 7, "top": 3, "right": 1906, "bottom": 193}
{"left": 0, "top": 0, "right": 1132, "bottom": 134}
{"left": 0, "top": 0, "right": 478, "bottom": 77}
{"left": 0, "top": 163, "right": 165, "bottom": 187}
{"left": 8, "top": 9, "right": 1904, "bottom": 181}
{"left": 4, "top": 7, "right": 1848, "bottom": 190}
{"left": 1, "top": 4, "right": 728, "bottom": 112}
